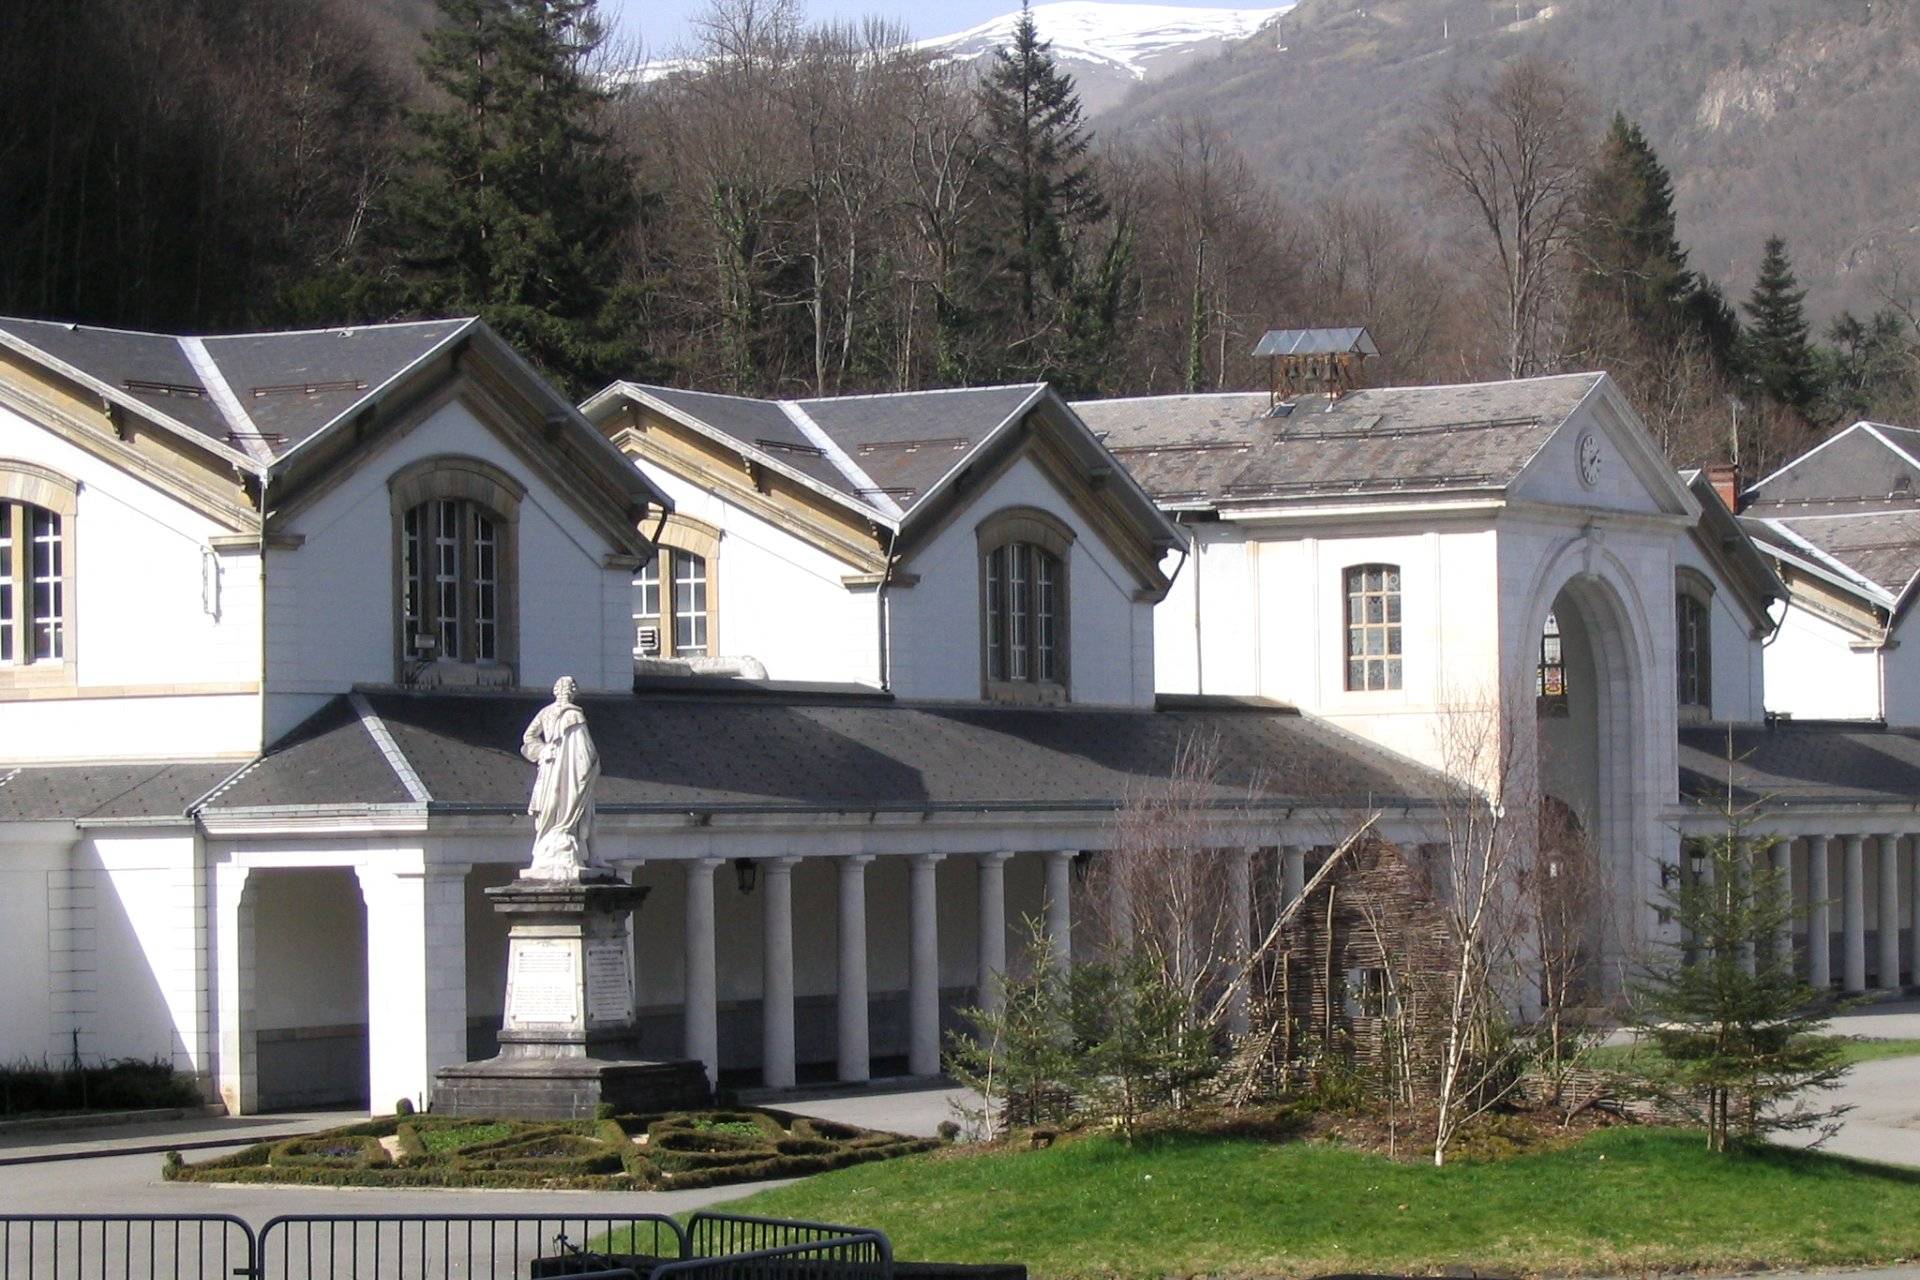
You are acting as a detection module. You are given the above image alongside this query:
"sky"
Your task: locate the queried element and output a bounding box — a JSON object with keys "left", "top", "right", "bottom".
{"left": 607, "top": 0, "right": 1193, "bottom": 56}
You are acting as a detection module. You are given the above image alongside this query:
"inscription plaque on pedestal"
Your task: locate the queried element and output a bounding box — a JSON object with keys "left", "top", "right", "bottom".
{"left": 585, "top": 938, "right": 632, "bottom": 1024}
{"left": 508, "top": 938, "right": 579, "bottom": 1025}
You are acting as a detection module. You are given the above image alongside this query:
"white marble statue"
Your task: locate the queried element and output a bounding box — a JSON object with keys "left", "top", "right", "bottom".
{"left": 521, "top": 676, "right": 608, "bottom": 881}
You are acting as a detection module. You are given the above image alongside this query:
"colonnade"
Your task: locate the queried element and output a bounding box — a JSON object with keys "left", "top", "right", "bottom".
{"left": 671, "top": 843, "right": 1329, "bottom": 1089}
{"left": 1688, "top": 830, "right": 1920, "bottom": 993}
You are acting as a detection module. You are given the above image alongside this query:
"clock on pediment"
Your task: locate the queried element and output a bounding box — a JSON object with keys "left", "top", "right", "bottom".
{"left": 1576, "top": 430, "right": 1602, "bottom": 489}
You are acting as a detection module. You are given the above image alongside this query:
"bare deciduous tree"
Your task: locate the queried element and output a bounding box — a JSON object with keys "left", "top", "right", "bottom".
{"left": 1407, "top": 57, "right": 1593, "bottom": 379}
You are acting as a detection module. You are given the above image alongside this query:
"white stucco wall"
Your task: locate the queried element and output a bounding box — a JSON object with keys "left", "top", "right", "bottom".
{"left": 1672, "top": 540, "right": 1768, "bottom": 724}
{"left": 83, "top": 830, "right": 207, "bottom": 1071}
{"left": 630, "top": 464, "right": 881, "bottom": 686}
{"left": 889, "top": 454, "right": 1156, "bottom": 706}
{"left": 1767, "top": 604, "right": 1882, "bottom": 722}
{"left": 265, "top": 399, "right": 634, "bottom": 743}
{"left": 0, "top": 403, "right": 264, "bottom": 762}
{"left": 0, "top": 825, "right": 63, "bottom": 1064}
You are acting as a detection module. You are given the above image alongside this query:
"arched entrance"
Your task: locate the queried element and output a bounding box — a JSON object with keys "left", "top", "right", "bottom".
{"left": 1522, "top": 564, "right": 1660, "bottom": 994}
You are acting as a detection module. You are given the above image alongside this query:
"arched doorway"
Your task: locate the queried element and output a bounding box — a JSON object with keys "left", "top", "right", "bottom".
{"left": 1524, "top": 567, "right": 1656, "bottom": 994}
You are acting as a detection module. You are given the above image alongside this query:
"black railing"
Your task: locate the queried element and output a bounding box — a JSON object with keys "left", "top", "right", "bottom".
{"left": 0, "top": 1214, "right": 887, "bottom": 1280}
{"left": 0, "top": 1216, "right": 254, "bottom": 1280}
{"left": 656, "top": 1235, "right": 891, "bottom": 1280}
{"left": 254, "top": 1216, "right": 686, "bottom": 1280}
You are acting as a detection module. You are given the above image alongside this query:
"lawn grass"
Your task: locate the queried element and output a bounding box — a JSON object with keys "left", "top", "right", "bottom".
{"left": 1586, "top": 1036, "right": 1920, "bottom": 1072}
{"left": 724, "top": 1125, "right": 1920, "bottom": 1278}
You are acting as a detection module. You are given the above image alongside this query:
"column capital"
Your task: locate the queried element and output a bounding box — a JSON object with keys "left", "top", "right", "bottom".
{"left": 911, "top": 852, "right": 947, "bottom": 867}
{"left": 685, "top": 855, "right": 725, "bottom": 872}
{"left": 840, "top": 853, "right": 877, "bottom": 868}
{"left": 980, "top": 850, "right": 1015, "bottom": 866}
{"left": 761, "top": 855, "right": 802, "bottom": 875}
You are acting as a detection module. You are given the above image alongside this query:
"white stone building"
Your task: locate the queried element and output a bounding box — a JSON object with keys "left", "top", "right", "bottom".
{"left": 2, "top": 315, "right": 1917, "bottom": 1120}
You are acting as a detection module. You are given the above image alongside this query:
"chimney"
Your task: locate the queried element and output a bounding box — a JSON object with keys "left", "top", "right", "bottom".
{"left": 1706, "top": 463, "right": 1741, "bottom": 514}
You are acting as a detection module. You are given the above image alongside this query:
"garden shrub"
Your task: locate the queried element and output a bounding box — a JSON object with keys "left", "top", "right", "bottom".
{"left": 0, "top": 1057, "right": 201, "bottom": 1117}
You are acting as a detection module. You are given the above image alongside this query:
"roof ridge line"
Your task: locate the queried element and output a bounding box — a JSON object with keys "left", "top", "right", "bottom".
{"left": 350, "top": 691, "right": 433, "bottom": 804}
{"left": 179, "top": 336, "right": 273, "bottom": 464}
{"left": 778, "top": 401, "right": 905, "bottom": 520}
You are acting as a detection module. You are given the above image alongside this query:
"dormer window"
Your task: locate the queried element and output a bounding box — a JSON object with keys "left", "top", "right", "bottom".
{"left": 978, "top": 507, "right": 1074, "bottom": 702}
{"left": 634, "top": 514, "right": 720, "bottom": 660}
{"left": 389, "top": 456, "right": 523, "bottom": 684}
{"left": 0, "top": 462, "right": 77, "bottom": 688}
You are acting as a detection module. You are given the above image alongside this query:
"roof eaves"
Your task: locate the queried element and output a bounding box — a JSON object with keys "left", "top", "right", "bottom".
{"left": 613, "top": 383, "right": 894, "bottom": 527}
{"left": 0, "top": 325, "right": 265, "bottom": 476}
{"left": 1757, "top": 517, "right": 1898, "bottom": 608}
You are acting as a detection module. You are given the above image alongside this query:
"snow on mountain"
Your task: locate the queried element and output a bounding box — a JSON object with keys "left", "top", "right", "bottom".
{"left": 921, "top": 2, "right": 1291, "bottom": 109}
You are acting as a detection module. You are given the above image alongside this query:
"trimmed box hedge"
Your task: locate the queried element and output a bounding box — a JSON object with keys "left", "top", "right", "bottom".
{"left": 165, "top": 1107, "right": 937, "bottom": 1190}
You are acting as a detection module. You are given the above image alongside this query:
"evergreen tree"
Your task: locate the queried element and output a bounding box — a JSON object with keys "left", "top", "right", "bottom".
{"left": 973, "top": 1, "right": 1112, "bottom": 380}
{"left": 1629, "top": 787, "right": 1850, "bottom": 1152}
{"left": 1817, "top": 308, "right": 1917, "bottom": 424}
{"left": 1741, "top": 236, "right": 1822, "bottom": 421}
{"left": 1574, "top": 114, "right": 1697, "bottom": 344}
{"left": 395, "top": 0, "right": 652, "bottom": 392}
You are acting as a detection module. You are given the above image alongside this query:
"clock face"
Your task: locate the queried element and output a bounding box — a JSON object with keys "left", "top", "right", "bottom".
{"left": 1577, "top": 431, "right": 1602, "bottom": 488}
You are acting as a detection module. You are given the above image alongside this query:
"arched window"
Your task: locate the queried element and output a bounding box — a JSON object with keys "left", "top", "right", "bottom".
{"left": 389, "top": 456, "right": 522, "bottom": 680}
{"left": 1676, "top": 572, "right": 1713, "bottom": 714}
{"left": 978, "top": 507, "right": 1074, "bottom": 701}
{"left": 1537, "top": 610, "right": 1568, "bottom": 713}
{"left": 1344, "top": 564, "right": 1402, "bottom": 691}
{"left": 634, "top": 513, "right": 719, "bottom": 659}
{"left": 0, "top": 462, "right": 77, "bottom": 681}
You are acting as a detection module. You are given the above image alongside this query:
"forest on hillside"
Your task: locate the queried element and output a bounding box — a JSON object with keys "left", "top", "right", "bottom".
{"left": 2, "top": 0, "right": 1915, "bottom": 480}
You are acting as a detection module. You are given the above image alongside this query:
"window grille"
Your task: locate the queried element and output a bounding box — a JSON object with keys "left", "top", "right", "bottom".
{"left": 1344, "top": 564, "right": 1401, "bottom": 691}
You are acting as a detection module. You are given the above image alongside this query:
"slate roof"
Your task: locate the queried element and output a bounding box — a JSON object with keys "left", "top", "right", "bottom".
{"left": 0, "top": 317, "right": 471, "bottom": 462}
{"left": 1679, "top": 721, "right": 1920, "bottom": 809}
{"left": 604, "top": 383, "right": 1046, "bottom": 519}
{"left": 202, "top": 688, "right": 1452, "bottom": 816}
{"left": 1071, "top": 373, "right": 1604, "bottom": 507}
{"left": 0, "top": 760, "right": 242, "bottom": 823}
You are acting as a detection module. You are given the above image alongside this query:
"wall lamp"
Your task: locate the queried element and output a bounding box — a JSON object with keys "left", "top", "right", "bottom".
{"left": 734, "top": 857, "right": 758, "bottom": 894}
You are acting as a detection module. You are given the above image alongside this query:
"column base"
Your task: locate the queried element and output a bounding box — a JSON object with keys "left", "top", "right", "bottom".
{"left": 433, "top": 1054, "right": 711, "bottom": 1120}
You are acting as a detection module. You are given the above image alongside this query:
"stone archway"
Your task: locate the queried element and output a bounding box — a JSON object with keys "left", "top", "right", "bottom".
{"left": 1517, "top": 556, "right": 1666, "bottom": 992}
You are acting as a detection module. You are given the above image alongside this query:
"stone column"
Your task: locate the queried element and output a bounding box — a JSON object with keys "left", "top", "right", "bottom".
{"left": 1282, "top": 845, "right": 1306, "bottom": 909}
{"left": 1879, "top": 834, "right": 1902, "bottom": 989}
{"left": 761, "top": 857, "right": 799, "bottom": 1089}
{"left": 977, "top": 853, "right": 1012, "bottom": 1012}
{"left": 837, "top": 855, "right": 874, "bottom": 1083}
{"left": 1809, "top": 836, "right": 1833, "bottom": 989}
{"left": 1227, "top": 848, "right": 1254, "bottom": 1037}
{"left": 357, "top": 862, "right": 469, "bottom": 1115}
{"left": 1045, "top": 851, "right": 1075, "bottom": 974}
{"left": 1770, "top": 839, "right": 1793, "bottom": 970}
{"left": 1911, "top": 837, "right": 1920, "bottom": 990}
{"left": 683, "top": 858, "right": 721, "bottom": 1087}
{"left": 213, "top": 863, "right": 257, "bottom": 1117}
{"left": 908, "top": 855, "right": 945, "bottom": 1077}
{"left": 1843, "top": 834, "right": 1868, "bottom": 993}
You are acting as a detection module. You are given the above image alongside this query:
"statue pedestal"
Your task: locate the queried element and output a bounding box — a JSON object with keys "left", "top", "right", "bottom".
{"left": 433, "top": 878, "right": 711, "bottom": 1119}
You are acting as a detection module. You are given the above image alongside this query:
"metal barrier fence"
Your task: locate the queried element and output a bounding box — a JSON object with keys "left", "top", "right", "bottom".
{"left": 683, "top": 1216, "right": 877, "bottom": 1260}
{"left": 655, "top": 1235, "right": 891, "bottom": 1280}
{"left": 254, "top": 1215, "right": 687, "bottom": 1280}
{"left": 0, "top": 1214, "right": 888, "bottom": 1280}
{"left": 0, "top": 1216, "right": 254, "bottom": 1280}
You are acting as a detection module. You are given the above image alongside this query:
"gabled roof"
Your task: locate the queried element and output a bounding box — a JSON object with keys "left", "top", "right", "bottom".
{"left": 0, "top": 315, "right": 669, "bottom": 542}
{"left": 1251, "top": 327, "right": 1378, "bottom": 358}
{"left": 583, "top": 381, "right": 1182, "bottom": 567}
{"left": 1071, "top": 373, "right": 1605, "bottom": 509}
{"left": 200, "top": 688, "right": 1450, "bottom": 817}
{"left": 1677, "top": 469, "right": 1786, "bottom": 631}
{"left": 1746, "top": 420, "right": 1920, "bottom": 515}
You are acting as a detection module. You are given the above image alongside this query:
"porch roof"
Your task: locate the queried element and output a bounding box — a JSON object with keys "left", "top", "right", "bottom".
{"left": 199, "top": 688, "right": 1452, "bottom": 817}
{"left": 1678, "top": 721, "right": 1920, "bottom": 810}
{"left": 0, "top": 760, "right": 243, "bottom": 823}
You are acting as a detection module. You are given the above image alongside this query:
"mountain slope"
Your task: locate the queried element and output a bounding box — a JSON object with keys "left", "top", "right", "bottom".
{"left": 1096, "top": 0, "right": 1920, "bottom": 321}
{"left": 923, "top": 2, "right": 1292, "bottom": 112}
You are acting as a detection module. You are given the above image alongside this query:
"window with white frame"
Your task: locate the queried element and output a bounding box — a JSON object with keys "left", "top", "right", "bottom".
{"left": 389, "top": 455, "right": 522, "bottom": 681}
{"left": 978, "top": 508, "right": 1074, "bottom": 701}
{"left": 0, "top": 463, "right": 77, "bottom": 684}
{"left": 1676, "top": 585, "right": 1712, "bottom": 712}
{"left": 1344, "top": 564, "right": 1402, "bottom": 691}
{"left": 632, "top": 540, "right": 715, "bottom": 659}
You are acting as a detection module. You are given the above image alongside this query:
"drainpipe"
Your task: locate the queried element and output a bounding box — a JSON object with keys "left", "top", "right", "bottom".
{"left": 875, "top": 525, "right": 899, "bottom": 692}
{"left": 1189, "top": 522, "right": 1204, "bottom": 694}
{"left": 256, "top": 471, "right": 271, "bottom": 755}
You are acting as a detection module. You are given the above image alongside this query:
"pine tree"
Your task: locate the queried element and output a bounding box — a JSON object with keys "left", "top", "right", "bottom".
{"left": 1629, "top": 784, "right": 1850, "bottom": 1152}
{"left": 395, "top": 0, "right": 652, "bottom": 392}
{"left": 1573, "top": 114, "right": 1698, "bottom": 347}
{"left": 1741, "top": 236, "right": 1822, "bottom": 420}
{"left": 973, "top": 1, "right": 1112, "bottom": 380}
